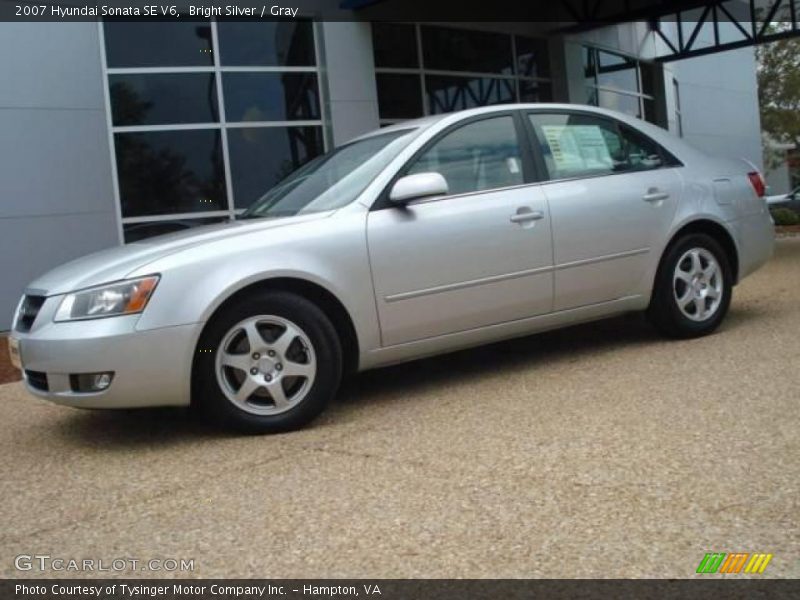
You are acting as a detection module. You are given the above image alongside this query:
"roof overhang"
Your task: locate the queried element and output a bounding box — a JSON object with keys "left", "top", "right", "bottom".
{"left": 341, "top": 0, "right": 800, "bottom": 62}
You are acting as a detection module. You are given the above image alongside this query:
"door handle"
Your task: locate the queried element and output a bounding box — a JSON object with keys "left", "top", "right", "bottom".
{"left": 642, "top": 189, "right": 669, "bottom": 203}
{"left": 510, "top": 209, "right": 544, "bottom": 224}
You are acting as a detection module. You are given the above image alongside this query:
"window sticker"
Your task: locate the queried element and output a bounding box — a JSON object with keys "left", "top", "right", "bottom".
{"left": 541, "top": 124, "right": 613, "bottom": 174}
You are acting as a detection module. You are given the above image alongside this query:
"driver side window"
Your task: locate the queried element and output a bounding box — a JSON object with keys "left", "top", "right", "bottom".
{"left": 406, "top": 116, "right": 524, "bottom": 196}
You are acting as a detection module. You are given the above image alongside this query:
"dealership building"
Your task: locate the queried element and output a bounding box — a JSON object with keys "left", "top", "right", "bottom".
{"left": 0, "top": 8, "right": 765, "bottom": 329}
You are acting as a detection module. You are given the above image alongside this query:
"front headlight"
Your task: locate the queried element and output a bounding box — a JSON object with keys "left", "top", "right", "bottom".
{"left": 54, "top": 276, "right": 159, "bottom": 322}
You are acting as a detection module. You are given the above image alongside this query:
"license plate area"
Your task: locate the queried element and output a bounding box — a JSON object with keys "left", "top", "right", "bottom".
{"left": 7, "top": 337, "right": 21, "bottom": 370}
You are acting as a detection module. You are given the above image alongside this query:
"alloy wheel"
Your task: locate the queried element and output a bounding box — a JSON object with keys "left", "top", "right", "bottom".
{"left": 672, "top": 247, "right": 724, "bottom": 322}
{"left": 215, "top": 315, "right": 317, "bottom": 415}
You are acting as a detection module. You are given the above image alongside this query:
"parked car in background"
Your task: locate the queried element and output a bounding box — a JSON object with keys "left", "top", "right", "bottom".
{"left": 766, "top": 185, "right": 800, "bottom": 226}
{"left": 8, "top": 104, "right": 775, "bottom": 433}
{"left": 766, "top": 185, "right": 800, "bottom": 211}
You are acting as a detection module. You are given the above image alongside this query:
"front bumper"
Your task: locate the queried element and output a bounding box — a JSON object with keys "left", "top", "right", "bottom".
{"left": 10, "top": 298, "right": 201, "bottom": 409}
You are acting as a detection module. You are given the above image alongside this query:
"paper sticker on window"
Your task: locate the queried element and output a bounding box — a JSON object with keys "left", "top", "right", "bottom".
{"left": 541, "top": 124, "right": 613, "bottom": 175}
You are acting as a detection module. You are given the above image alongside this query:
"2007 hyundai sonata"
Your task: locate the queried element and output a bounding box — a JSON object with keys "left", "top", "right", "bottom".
{"left": 8, "top": 104, "right": 774, "bottom": 432}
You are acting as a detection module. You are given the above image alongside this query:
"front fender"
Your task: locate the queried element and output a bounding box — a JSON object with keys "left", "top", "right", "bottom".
{"left": 128, "top": 211, "right": 381, "bottom": 363}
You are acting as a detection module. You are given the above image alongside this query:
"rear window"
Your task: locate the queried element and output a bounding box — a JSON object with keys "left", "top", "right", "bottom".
{"left": 528, "top": 112, "right": 678, "bottom": 180}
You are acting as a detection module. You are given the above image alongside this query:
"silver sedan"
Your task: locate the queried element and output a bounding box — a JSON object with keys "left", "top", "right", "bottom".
{"left": 8, "top": 104, "right": 774, "bottom": 432}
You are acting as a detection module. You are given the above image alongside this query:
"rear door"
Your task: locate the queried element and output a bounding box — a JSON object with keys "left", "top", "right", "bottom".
{"left": 526, "top": 111, "right": 683, "bottom": 311}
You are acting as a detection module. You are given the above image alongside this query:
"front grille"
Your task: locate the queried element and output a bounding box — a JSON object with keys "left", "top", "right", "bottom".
{"left": 15, "top": 295, "right": 45, "bottom": 332}
{"left": 25, "top": 370, "right": 49, "bottom": 392}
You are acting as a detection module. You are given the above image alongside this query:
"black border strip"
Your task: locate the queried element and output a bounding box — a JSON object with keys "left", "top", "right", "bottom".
{"left": 4, "top": 579, "right": 800, "bottom": 600}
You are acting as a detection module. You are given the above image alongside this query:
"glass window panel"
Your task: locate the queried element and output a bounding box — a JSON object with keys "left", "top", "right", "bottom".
{"left": 597, "top": 89, "right": 642, "bottom": 119}
{"left": 422, "top": 26, "right": 513, "bottom": 75}
{"left": 619, "top": 124, "right": 674, "bottom": 169}
{"left": 639, "top": 61, "right": 658, "bottom": 99}
{"left": 596, "top": 50, "right": 639, "bottom": 94}
{"left": 643, "top": 97, "right": 657, "bottom": 125}
{"left": 109, "top": 74, "right": 218, "bottom": 127}
{"left": 103, "top": 21, "right": 213, "bottom": 68}
{"left": 115, "top": 129, "right": 227, "bottom": 217}
{"left": 529, "top": 112, "right": 625, "bottom": 179}
{"left": 530, "top": 113, "right": 672, "bottom": 180}
{"left": 372, "top": 23, "right": 419, "bottom": 68}
{"left": 217, "top": 20, "right": 315, "bottom": 66}
{"left": 518, "top": 80, "right": 553, "bottom": 103}
{"left": 426, "top": 75, "right": 515, "bottom": 115}
{"left": 515, "top": 36, "right": 550, "bottom": 79}
{"left": 406, "top": 116, "right": 523, "bottom": 195}
{"left": 586, "top": 86, "right": 599, "bottom": 106}
{"left": 583, "top": 46, "right": 596, "bottom": 86}
{"left": 124, "top": 217, "right": 229, "bottom": 244}
{"left": 227, "top": 126, "right": 324, "bottom": 209}
{"left": 243, "top": 129, "right": 417, "bottom": 218}
{"left": 223, "top": 73, "right": 320, "bottom": 122}
{"left": 376, "top": 74, "right": 423, "bottom": 119}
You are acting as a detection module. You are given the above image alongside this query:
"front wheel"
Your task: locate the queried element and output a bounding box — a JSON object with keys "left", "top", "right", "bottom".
{"left": 193, "top": 291, "right": 342, "bottom": 433}
{"left": 648, "top": 233, "right": 733, "bottom": 339}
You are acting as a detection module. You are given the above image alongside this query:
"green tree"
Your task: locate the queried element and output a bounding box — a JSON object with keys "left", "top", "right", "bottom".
{"left": 757, "top": 33, "right": 800, "bottom": 169}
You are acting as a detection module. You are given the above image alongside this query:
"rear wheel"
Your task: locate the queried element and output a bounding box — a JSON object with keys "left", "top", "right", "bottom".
{"left": 648, "top": 233, "right": 733, "bottom": 338}
{"left": 193, "top": 291, "right": 342, "bottom": 433}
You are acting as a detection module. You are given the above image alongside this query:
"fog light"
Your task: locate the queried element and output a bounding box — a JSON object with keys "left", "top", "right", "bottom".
{"left": 70, "top": 372, "right": 114, "bottom": 393}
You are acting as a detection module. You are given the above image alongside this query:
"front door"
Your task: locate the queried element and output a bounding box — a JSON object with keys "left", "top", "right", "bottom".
{"left": 367, "top": 114, "right": 554, "bottom": 347}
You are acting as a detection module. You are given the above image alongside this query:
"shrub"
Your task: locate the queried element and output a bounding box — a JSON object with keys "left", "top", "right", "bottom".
{"left": 771, "top": 207, "right": 800, "bottom": 226}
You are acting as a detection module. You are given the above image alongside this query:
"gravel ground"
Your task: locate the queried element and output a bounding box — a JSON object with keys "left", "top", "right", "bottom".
{"left": 1, "top": 239, "right": 798, "bottom": 579}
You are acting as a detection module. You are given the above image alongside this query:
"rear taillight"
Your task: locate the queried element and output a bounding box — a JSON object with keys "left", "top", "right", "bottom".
{"left": 748, "top": 171, "right": 766, "bottom": 198}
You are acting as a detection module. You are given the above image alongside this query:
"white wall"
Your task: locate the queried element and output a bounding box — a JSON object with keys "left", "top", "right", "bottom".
{"left": 668, "top": 48, "right": 763, "bottom": 169}
{"left": 565, "top": 23, "right": 763, "bottom": 169}
{"left": 0, "top": 22, "right": 119, "bottom": 331}
{"left": 319, "top": 22, "right": 379, "bottom": 146}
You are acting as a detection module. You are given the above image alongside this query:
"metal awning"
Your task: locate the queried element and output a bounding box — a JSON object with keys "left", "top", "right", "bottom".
{"left": 650, "top": 0, "right": 800, "bottom": 61}
{"left": 342, "top": 0, "right": 800, "bottom": 62}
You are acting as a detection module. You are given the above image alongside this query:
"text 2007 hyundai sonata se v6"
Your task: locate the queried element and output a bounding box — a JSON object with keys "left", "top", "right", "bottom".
{"left": 8, "top": 104, "right": 774, "bottom": 433}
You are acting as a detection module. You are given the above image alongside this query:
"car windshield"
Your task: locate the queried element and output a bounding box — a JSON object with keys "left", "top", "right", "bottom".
{"left": 241, "top": 128, "right": 418, "bottom": 219}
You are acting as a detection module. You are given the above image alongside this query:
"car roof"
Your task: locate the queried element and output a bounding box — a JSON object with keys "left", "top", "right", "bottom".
{"left": 351, "top": 114, "right": 448, "bottom": 141}
{"left": 349, "top": 103, "right": 699, "bottom": 163}
{"left": 353, "top": 103, "right": 647, "bottom": 140}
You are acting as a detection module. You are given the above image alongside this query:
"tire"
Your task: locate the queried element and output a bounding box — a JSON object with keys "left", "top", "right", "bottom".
{"left": 193, "top": 291, "right": 342, "bottom": 433}
{"left": 647, "top": 233, "right": 733, "bottom": 339}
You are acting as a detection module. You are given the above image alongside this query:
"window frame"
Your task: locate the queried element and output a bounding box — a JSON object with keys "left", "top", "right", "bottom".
{"left": 522, "top": 109, "right": 683, "bottom": 185}
{"left": 372, "top": 23, "right": 553, "bottom": 126}
{"left": 371, "top": 110, "right": 543, "bottom": 211}
{"left": 583, "top": 46, "right": 656, "bottom": 123}
{"left": 98, "top": 18, "right": 328, "bottom": 243}
{"left": 673, "top": 77, "right": 683, "bottom": 138}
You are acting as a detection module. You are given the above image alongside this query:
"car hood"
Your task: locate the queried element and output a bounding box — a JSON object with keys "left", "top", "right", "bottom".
{"left": 27, "top": 212, "right": 334, "bottom": 296}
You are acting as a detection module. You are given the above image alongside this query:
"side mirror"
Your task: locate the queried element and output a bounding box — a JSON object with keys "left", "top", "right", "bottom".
{"left": 389, "top": 172, "right": 449, "bottom": 205}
